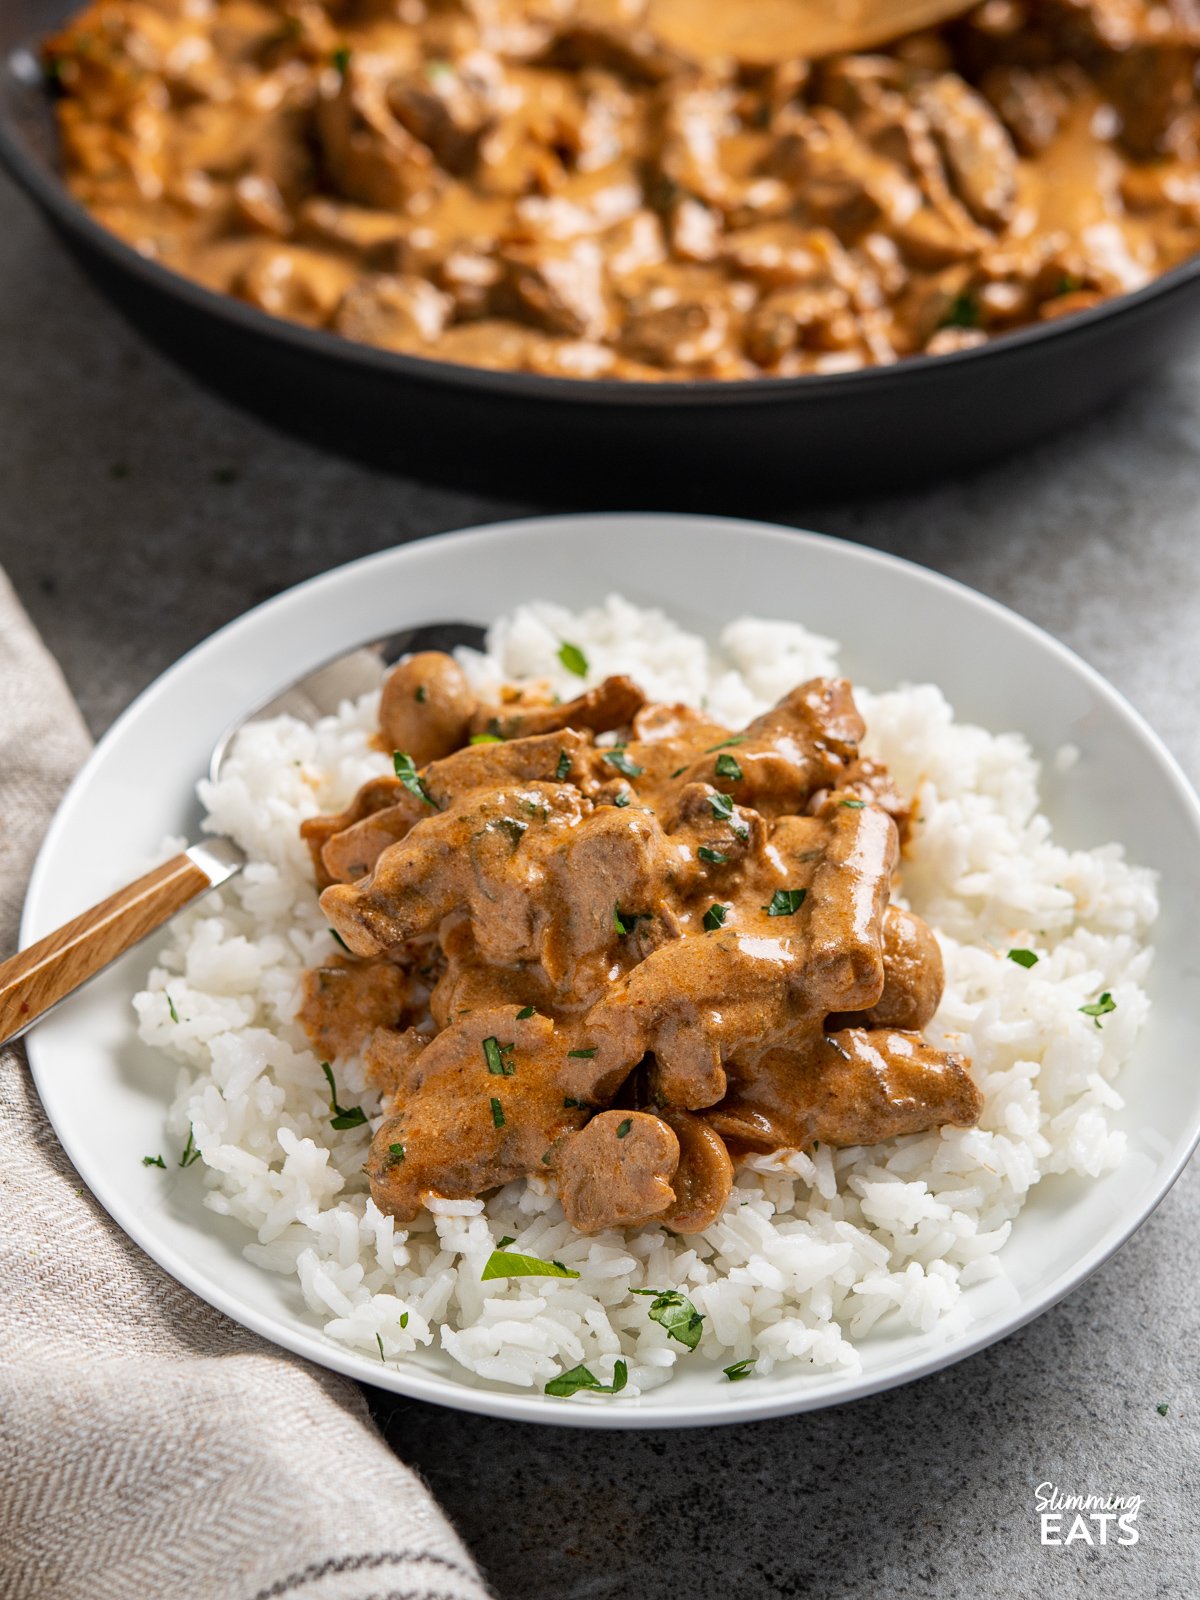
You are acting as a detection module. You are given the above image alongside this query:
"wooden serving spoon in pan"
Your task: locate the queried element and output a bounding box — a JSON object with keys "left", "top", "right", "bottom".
{"left": 647, "top": 0, "right": 976, "bottom": 65}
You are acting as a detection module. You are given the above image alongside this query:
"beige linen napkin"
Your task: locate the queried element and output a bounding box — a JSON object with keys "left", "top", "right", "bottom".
{"left": 0, "top": 571, "right": 490, "bottom": 1600}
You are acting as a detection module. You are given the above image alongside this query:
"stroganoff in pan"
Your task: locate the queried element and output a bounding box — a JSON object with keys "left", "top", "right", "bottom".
{"left": 45, "top": 1, "right": 1200, "bottom": 379}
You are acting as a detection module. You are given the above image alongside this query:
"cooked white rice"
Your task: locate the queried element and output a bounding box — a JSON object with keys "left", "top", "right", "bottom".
{"left": 133, "top": 596, "right": 1158, "bottom": 1398}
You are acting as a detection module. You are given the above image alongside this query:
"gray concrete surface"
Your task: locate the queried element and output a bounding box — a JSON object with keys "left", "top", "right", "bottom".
{"left": 0, "top": 166, "right": 1196, "bottom": 1599}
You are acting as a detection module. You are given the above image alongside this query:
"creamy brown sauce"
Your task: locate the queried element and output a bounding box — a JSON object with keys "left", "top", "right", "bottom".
{"left": 299, "top": 650, "right": 982, "bottom": 1235}
{"left": 45, "top": 1, "right": 1200, "bottom": 380}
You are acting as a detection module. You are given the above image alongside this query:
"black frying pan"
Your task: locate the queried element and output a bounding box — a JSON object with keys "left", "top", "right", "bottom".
{"left": 4, "top": 0, "right": 1200, "bottom": 507}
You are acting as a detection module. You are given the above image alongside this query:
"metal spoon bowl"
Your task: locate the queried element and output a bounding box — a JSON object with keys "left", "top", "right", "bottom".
{"left": 0, "top": 621, "right": 487, "bottom": 1046}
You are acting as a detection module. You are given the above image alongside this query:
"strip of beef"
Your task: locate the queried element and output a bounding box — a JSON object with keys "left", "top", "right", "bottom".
{"left": 301, "top": 776, "right": 416, "bottom": 891}
{"left": 706, "top": 1027, "right": 982, "bottom": 1153}
{"left": 916, "top": 74, "right": 1019, "bottom": 230}
{"left": 297, "top": 957, "right": 411, "bottom": 1060}
{"left": 308, "top": 726, "right": 597, "bottom": 886}
{"left": 365, "top": 1006, "right": 590, "bottom": 1221}
{"left": 579, "top": 797, "right": 899, "bottom": 1108}
{"left": 316, "top": 60, "right": 443, "bottom": 211}
{"left": 613, "top": 676, "right": 865, "bottom": 819}
{"left": 660, "top": 677, "right": 865, "bottom": 819}
{"left": 470, "top": 674, "right": 645, "bottom": 739}
{"left": 323, "top": 780, "right": 592, "bottom": 958}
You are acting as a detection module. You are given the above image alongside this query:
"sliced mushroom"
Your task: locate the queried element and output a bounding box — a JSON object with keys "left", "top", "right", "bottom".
{"left": 659, "top": 1108, "right": 733, "bottom": 1233}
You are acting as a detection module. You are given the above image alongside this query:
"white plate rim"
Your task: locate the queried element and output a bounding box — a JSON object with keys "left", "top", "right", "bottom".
{"left": 20, "top": 512, "right": 1200, "bottom": 1428}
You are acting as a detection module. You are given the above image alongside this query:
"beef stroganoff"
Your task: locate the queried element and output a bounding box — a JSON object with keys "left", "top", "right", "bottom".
{"left": 134, "top": 599, "right": 1156, "bottom": 1398}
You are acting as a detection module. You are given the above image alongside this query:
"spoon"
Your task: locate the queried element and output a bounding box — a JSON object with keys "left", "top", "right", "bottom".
{"left": 0, "top": 620, "right": 487, "bottom": 1047}
{"left": 647, "top": 0, "right": 975, "bottom": 65}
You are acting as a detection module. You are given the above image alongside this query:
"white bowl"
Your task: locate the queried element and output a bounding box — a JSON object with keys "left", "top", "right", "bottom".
{"left": 22, "top": 513, "right": 1200, "bottom": 1427}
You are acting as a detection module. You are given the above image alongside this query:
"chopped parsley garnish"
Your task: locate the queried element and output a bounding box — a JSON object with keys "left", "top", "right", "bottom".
{"left": 715, "top": 752, "right": 743, "bottom": 782}
{"left": 490, "top": 1097, "right": 505, "bottom": 1128}
{"left": 470, "top": 732, "right": 503, "bottom": 745}
{"left": 723, "top": 1358, "right": 756, "bottom": 1382}
{"left": 482, "top": 1250, "right": 580, "bottom": 1281}
{"left": 545, "top": 1360, "right": 627, "bottom": 1397}
{"left": 387, "top": 1142, "right": 405, "bottom": 1165}
{"left": 494, "top": 817, "right": 526, "bottom": 847}
{"left": 483, "top": 1036, "right": 515, "bottom": 1076}
{"left": 840, "top": 797, "right": 865, "bottom": 809}
{"left": 703, "top": 902, "right": 728, "bottom": 931}
{"left": 633, "top": 1288, "right": 704, "bottom": 1350}
{"left": 764, "top": 888, "right": 806, "bottom": 917}
{"left": 940, "top": 289, "right": 980, "bottom": 329}
{"left": 1080, "top": 991, "right": 1117, "bottom": 1026}
{"left": 616, "top": 1118, "right": 632, "bottom": 1139}
{"left": 708, "top": 792, "right": 748, "bottom": 838}
{"left": 1156, "top": 1402, "right": 1169, "bottom": 1416}
{"left": 697, "top": 846, "right": 727, "bottom": 864}
{"left": 603, "top": 746, "right": 644, "bottom": 779}
{"left": 516, "top": 1004, "right": 536, "bottom": 1020}
{"left": 400, "top": 1311, "right": 410, "bottom": 1328}
{"left": 613, "top": 906, "right": 648, "bottom": 937}
{"left": 393, "top": 750, "right": 434, "bottom": 807}
{"left": 563, "top": 1097, "right": 580, "bottom": 1108}
{"left": 671, "top": 765, "right": 689, "bottom": 779}
{"left": 320, "top": 1062, "right": 368, "bottom": 1130}
{"left": 613, "top": 790, "right": 631, "bottom": 808}
{"left": 705, "top": 736, "right": 746, "bottom": 753}
{"left": 555, "top": 748, "right": 572, "bottom": 780}
{"left": 166, "top": 993, "right": 179, "bottom": 1023}
{"left": 179, "top": 1126, "right": 202, "bottom": 1168}
{"left": 328, "top": 927, "right": 351, "bottom": 953}
{"left": 1008, "top": 948, "right": 1039, "bottom": 968}
{"left": 331, "top": 44, "right": 351, "bottom": 74}
{"left": 558, "top": 641, "right": 589, "bottom": 678}
{"left": 568, "top": 1047, "right": 597, "bottom": 1059}
{"left": 375, "top": 1333, "right": 386, "bottom": 1362}
{"left": 414, "top": 684, "right": 428, "bottom": 704}
{"left": 142, "top": 1154, "right": 166, "bottom": 1169}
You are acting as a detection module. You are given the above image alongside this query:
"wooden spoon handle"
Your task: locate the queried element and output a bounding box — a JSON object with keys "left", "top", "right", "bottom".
{"left": 0, "top": 839, "right": 243, "bottom": 1046}
{"left": 648, "top": 0, "right": 975, "bottom": 64}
